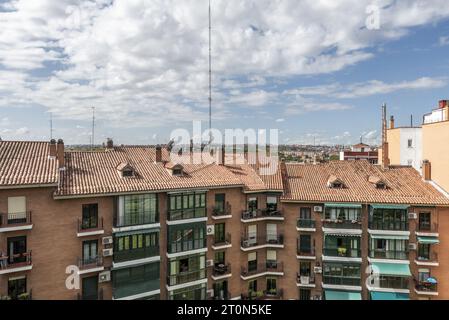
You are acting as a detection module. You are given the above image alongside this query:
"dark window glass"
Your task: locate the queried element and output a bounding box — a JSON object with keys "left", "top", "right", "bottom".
{"left": 82, "top": 204, "right": 98, "bottom": 229}
{"left": 215, "top": 194, "right": 225, "bottom": 212}
{"left": 299, "top": 289, "right": 310, "bottom": 301}
{"left": 419, "top": 212, "right": 431, "bottom": 231}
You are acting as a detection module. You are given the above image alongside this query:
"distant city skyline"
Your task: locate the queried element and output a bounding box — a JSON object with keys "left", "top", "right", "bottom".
{"left": 1, "top": 0, "right": 449, "bottom": 145}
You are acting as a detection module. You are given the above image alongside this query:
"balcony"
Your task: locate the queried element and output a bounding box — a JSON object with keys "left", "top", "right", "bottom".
{"left": 297, "top": 273, "right": 316, "bottom": 287}
{"left": 241, "top": 209, "right": 284, "bottom": 222}
{"left": 0, "top": 211, "right": 33, "bottom": 232}
{"left": 240, "top": 261, "right": 284, "bottom": 279}
{"left": 113, "top": 214, "right": 159, "bottom": 230}
{"left": 77, "top": 256, "right": 104, "bottom": 274}
{"left": 113, "top": 278, "right": 160, "bottom": 300}
{"left": 322, "top": 219, "right": 362, "bottom": 230}
{"left": 323, "top": 248, "right": 361, "bottom": 259}
{"left": 114, "top": 246, "right": 159, "bottom": 263}
{"left": 168, "top": 238, "right": 207, "bottom": 255}
{"left": 240, "top": 234, "right": 284, "bottom": 250}
{"left": 77, "top": 217, "right": 104, "bottom": 237}
{"left": 212, "top": 233, "right": 232, "bottom": 250}
{"left": 323, "top": 276, "right": 361, "bottom": 287}
{"left": 297, "top": 243, "right": 316, "bottom": 259}
{"left": 416, "top": 222, "right": 438, "bottom": 235}
{"left": 211, "top": 203, "right": 232, "bottom": 220}
{"left": 414, "top": 280, "right": 438, "bottom": 295}
{"left": 77, "top": 288, "right": 104, "bottom": 300}
{"left": 374, "top": 276, "right": 409, "bottom": 290}
{"left": 167, "top": 268, "right": 207, "bottom": 287}
{"left": 415, "top": 252, "right": 438, "bottom": 266}
{"left": 297, "top": 219, "right": 316, "bottom": 231}
{"left": 369, "top": 220, "right": 409, "bottom": 232}
{"left": 0, "top": 251, "right": 33, "bottom": 275}
{"left": 209, "top": 291, "right": 231, "bottom": 300}
{"left": 369, "top": 249, "right": 409, "bottom": 260}
{"left": 242, "top": 289, "right": 283, "bottom": 300}
{"left": 167, "top": 208, "right": 206, "bottom": 222}
{"left": 211, "top": 263, "right": 231, "bottom": 280}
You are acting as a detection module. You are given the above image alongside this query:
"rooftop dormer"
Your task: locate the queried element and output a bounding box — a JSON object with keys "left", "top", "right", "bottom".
{"left": 165, "top": 162, "right": 184, "bottom": 176}
{"left": 368, "top": 175, "right": 387, "bottom": 189}
{"left": 116, "top": 162, "right": 135, "bottom": 178}
{"left": 327, "top": 175, "right": 345, "bottom": 189}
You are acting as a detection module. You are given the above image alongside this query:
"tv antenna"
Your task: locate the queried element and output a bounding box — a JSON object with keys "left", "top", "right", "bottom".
{"left": 50, "top": 112, "right": 54, "bottom": 140}
{"left": 91, "top": 106, "right": 95, "bottom": 151}
{"left": 208, "top": 0, "right": 212, "bottom": 144}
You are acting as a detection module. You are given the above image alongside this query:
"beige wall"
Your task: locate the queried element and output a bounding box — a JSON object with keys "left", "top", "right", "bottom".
{"left": 423, "top": 121, "right": 449, "bottom": 193}
{"left": 386, "top": 128, "right": 401, "bottom": 166}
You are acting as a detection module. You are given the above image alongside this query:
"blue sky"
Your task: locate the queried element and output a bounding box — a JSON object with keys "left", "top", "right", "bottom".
{"left": 1, "top": 0, "right": 449, "bottom": 145}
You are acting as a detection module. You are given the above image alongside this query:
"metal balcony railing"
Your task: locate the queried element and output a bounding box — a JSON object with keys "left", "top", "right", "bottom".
{"left": 323, "top": 276, "right": 361, "bottom": 286}
{"left": 0, "top": 211, "right": 32, "bottom": 227}
{"left": 167, "top": 268, "right": 207, "bottom": 286}
{"left": 78, "top": 217, "right": 103, "bottom": 233}
{"left": 297, "top": 219, "right": 315, "bottom": 229}
{"left": 78, "top": 256, "right": 103, "bottom": 270}
{"left": 417, "top": 222, "right": 438, "bottom": 233}
{"left": 415, "top": 280, "right": 438, "bottom": 293}
{"left": 322, "top": 219, "right": 362, "bottom": 229}
{"left": 323, "top": 248, "right": 361, "bottom": 258}
{"left": 241, "top": 261, "right": 283, "bottom": 277}
{"left": 241, "top": 234, "right": 284, "bottom": 248}
{"left": 212, "top": 263, "right": 231, "bottom": 277}
{"left": 0, "top": 251, "right": 32, "bottom": 270}
{"left": 369, "top": 249, "right": 409, "bottom": 260}
{"left": 242, "top": 289, "right": 283, "bottom": 300}
{"left": 416, "top": 251, "right": 438, "bottom": 262}
{"left": 211, "top": 202, "right": 232, "bottom": 217}
{"left": 213, "top": 233, "right": 231, "bottom": 247}
{"left": 241, "top": 209, "right": 283, "bottom": 220}
{"left": 297, "top": 273, "right": 315, "bottom": 285}
{"left": 369, "top": 220, "right": 409, "bottom": 231}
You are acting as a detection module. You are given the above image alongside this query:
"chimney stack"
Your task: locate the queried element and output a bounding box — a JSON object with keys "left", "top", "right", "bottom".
{"left": 49, "top": 139, "right": 57, "bottom": 157}
{"left": 438, "top": 100, "right": 449, "bottom": 109}
{"left": 422, "top": 160, "right": 432, "bottom": 181}
{"left": 106, "top": 138, "right": 114, "bottom": 149}
{"left": 155, "top": 145, "right": 162, "bottom": 163}
{"left": 390, "top": 116, "right": 395, "bottom": 129}
{"left": 382, "top": 104, "right": 390, "bottom": 168}
{"left": 244, "top": 143, "right": 248, "bottom": 160}
{"left": 57, "top": 139, "right": 65, "bottom": 168}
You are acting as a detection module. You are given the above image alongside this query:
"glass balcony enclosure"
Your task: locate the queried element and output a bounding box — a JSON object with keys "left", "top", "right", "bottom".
{"left": 323, "top": 235, "right": 361, "bottom": 258}
{"left": 168, "top": 192, "right": 206, "bottom": 221}
{"left": 369, "top": 205, "right": 408, "bottom": 231}
{"left": 168, "top": 222, "right": 206, "bottom": 254}
{"left": 115, "top": 194, "right": 158, "bottom": 227}
{"left": 323, "top": 263, "right": 361, "bottom": 286}
{"left": 369, "top": 237, "right": 409, "bottom": 260}
{"left": 113, "top": 263, "right": 160, "bottom": 299}
{"left": 167, "top": 254, "right": 206, "bottom": 286}
{"left": 114, "top": 230, "right": 159, "bottom": 262}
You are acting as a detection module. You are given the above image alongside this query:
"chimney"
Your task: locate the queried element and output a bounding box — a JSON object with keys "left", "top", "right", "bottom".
{"left": 220, "top": 144, "right": 226, "bottom": 165}
{"left": 49, "top": 139, "right": 57, "bottom": 157}
{"left": 57, "top": 139, "right": 65, "bottom": 168}
{"left": 438, "top": 100, "right": 448, "bottom": 109}
{"left": 244, "top": 143, "right": 248, "bottom": 160}
{"left": 422, "top": 160, "right": 432, "bottom": 181}
{"left": 106, "top": 138, "right": 113, "bottom": 149}
{"left": 155, "top": 145, "right": 162, "bottom": 163}
{"left": 190, "top": 139, "right": 194, "bottom": 155}
{"left": 390, "top": 116, "right": 395, "bottom": 129}
{"left": 382, "top": 104, "right": 390, "bottom": 168}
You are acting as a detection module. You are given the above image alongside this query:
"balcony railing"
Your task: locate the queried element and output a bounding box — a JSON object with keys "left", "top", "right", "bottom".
{"left": 323, "top": 248, "right": 361, "bottom": 258}
{"left": 0, "top": 211, "right": 32, "bottom": 228}
{"left": 78, "top": 256, "right": 103, "bottom": 270}
{"left": 241, "top": 209, "right": 283, "bottom": 220}
{"left": 209, "top": 291, "right": 231, "bottom": 300}
{"left": 168, "top": 208, "right": 206, "bottom": 221}
{"left": 213, "top": 233, "right": 231, "bottom": 247}
{"left": 167, "top": 268, "right": 207, "bottom": 286}
{"left": 168, "top": 238, "right": 207, "bottom": 254}
{"left": 415, "top": 280, "right": 438, "bottom": 293}
{"left": 211, "top": 203, "right": 232, "bottom": 218}
{"left": 417, "top": 222, "right": 438, "bottom": 233}
{"left": 0, "top": 251, "right": 32, "bottom": 270}
{"left": 78, "top": 217, "right": 104, "bottom": 233}
{"left": 241, "top": 261, "right": 283, "bottom": 277}
{"left": 212, "top": 263, "right": 231, "bottom": 277}
{"left": 369, "top": 220, "right": 409, "bottom": 231}
{"left": 416, "top": 251, "right": 438, "bottom": 262}
{"left": 297, "top": 273, "right": 315, "bottom": 285}
{"left": 114, "top": 246, "right": 159, "bottom": 263}
{"left": 369, "top": 249, "right": 409, "bottom": 260}
{"left": 241, "top": 234, "right": 284, "bottom": 248}
{"left": 114, "top": 214, "right": 159, "bottom": 228}
{"left": 297, "top": 219, "right": 316, "bottom": 229}
{"left": 242, "top": 289, "right": 283, "bottom": 300}
{"left": 77, "top": 288, "right": 104, "bottom": 300}
{"left": 322, "top": 219, "right": 362, "bottom": 229}
{"left": 323, "top": 276, "right": 361, "bottom": 286}
{"left": 375, "top": 276, "right": 409, "bottom": 290}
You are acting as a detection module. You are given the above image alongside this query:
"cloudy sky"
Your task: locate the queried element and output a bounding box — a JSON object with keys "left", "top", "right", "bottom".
{"left": 1, "top": 0, "right": 449, "bottom": 145}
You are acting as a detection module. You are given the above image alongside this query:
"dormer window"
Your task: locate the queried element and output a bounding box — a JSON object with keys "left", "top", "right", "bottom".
{"left": 327, "top": 175, "right": 345, "bottom": 189}
{"left": 116, "top": 162, "right": 135, "bottom": 178}
{"left": 368, "top": 175, "right": 387, "bottom": 189}
{"left": 173, "top": 168, "right": 183, "bottom": 176}
{"left": 165, "top": 162, "right": 184, "bottom": 176}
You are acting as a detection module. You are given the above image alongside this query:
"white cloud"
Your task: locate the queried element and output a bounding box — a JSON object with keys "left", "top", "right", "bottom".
{"left": 439, "top": 36, "right": 449, "bottom": 46}
{"left": 275, "top": 118, "right": 285, "bottom": 123}
{"left": 285, "top": 102, "right": 352, "bottom": 115}
{"left": 1, "top": 0, "right": 449, "bottom": 131}
{"left": 286, "top": 77, "right": 447, "bottom": 99}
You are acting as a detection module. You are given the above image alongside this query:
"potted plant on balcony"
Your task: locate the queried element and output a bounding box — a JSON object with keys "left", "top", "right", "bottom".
{"left": 0, "top": 295, "right": 11, "bottom": 300}
{"left": 337, "top": 247, "right": 347, "bottom": 257}
{"left": 17, "top": 292, "right": 29, "bottom": 300}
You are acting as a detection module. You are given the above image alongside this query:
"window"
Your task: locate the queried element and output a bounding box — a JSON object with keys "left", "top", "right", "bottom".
{"left": 266, "top": 224, "right": 277, "bottom": 242}
{"left": 214, "top": 223, "right": 225, "bottom": 243}
{"left": 248, "top": 280, "right": 257, "bottom": 294}
{"left": 117, "top": 194, "right": 158, "bottom": 227}
{"left": 214, "top": 251, "right": 225, "bottom": 265}
{"left": 371, "top": 208, "right": 408, "bottom": 231}
{"left": 173, "top": 168, "right": 183, "bottom": 176}
{"left": 82, "top": 240, "right": 98, "bottom": 264}
{"left": 266, "top": 196, "right": 277, "bottom": 212}
{"left": 7, "top": 196, "right": 26, "bottom": 223}
{"left": 323, "top": 263, "right": 361, "bottom": 285}
{"left": 247, "top": 224, "right": 257, "bottom": 245}
{"left": 248, "top": 252, "right": 257, "bottom": 272}
{"left": 168, "top": 223, "right": 206, "bottom": 254}
{"left": 115, "top": 231, "right": 159, "bottom": 261}
{"left": 418, "top": 243, "right": 430, "bottom": 260}
{"left": 299, "top": 261, "right": 311, "bottom": 276}
{"left": 299, "top": 289, "right": 311, "bottom": 301}
{"left": 300, "top": 207, "right": 311, "bottom": 220}
{"left": 266, "top": 278, "right": 277, "bottom": 294}
{"left": 122, "top": 169, "right": 134, "bottom": 177}
{"left": 168, "top": 192, "right": 206, "bottom": 220}
{"left": 418, "top": 269, "right": 430, "bottom": 282}
{"left": 214, "top": 194, "right": 225, "bottom": 213}
{"left": 325, "top": 207, "right": 361, "bottom": 221}
{"left": 408, "top": 139, "right": 413, "bottom": 148}
{"left": 248, "top": 197, "right": 258, "bottom": 212}
{"left": 168, "top": 254, "right": 206, "bottom": 287}
{"left": 8, "top": 276, "right": 27, "bottom": 299}
{"left": 213, "top": 281, "right": 228, "bottom": 300}
{"left": 419, "top": 212, "right": 431, "bottom": 231}
{"left": 82, "top": 204, "right": 98, "bottom": 230}
{"left": 298, "top": 234, "right": 312, "bottom": 254}
{"left": 266, "top": 250, "right": 277, "bottom": 267}
{"left": 113, "top": 263, "right": 160, "bottom": 298}
{"left": 7, "top": 236, "right": 27, "bottom": 264}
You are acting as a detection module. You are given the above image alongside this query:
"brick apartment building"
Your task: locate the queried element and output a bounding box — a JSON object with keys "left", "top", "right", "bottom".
{"left": 1, "top": 138, "right": 448, "bottom": 300}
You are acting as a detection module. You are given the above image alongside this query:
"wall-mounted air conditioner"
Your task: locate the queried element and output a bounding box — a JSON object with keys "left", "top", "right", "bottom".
{"left": 103, "top": 248, "right": 113, "bottom": 257}
{"left": 99, "top": 271, "right": 111, "bottom": 283}
{"left": 206, "top": 225, "right": 215, "bottom": 236}
{"left": 102, "top": 236, "right": 113, "bottom": 245}
{"left": 314, "top": 206, "right": 323, "bottom": 213}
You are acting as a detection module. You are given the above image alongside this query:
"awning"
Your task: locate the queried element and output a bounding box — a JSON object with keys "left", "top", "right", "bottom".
{"left": 325, "top": 290, "right": 361, "bottom": 300}
{"left": 325, "top": 203, "right": 362, "bottom": 208}
{"left": 370, "top": 204, "right": 409, "bottom": 210}
{"left": 417, "top": 236, "right": 439, "bottom": 244}
{"left": 370, "top": 262, "right": 411, "bottom": 276}
{"left": 370, "top": 234, "right": 409, "bottom": 240}
{"left": 370, "top": 291, "right": 409, "bottom": 300}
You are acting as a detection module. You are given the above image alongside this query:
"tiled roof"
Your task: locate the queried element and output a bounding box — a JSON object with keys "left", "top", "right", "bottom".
{"left": 0, "top": 141, "right": 58, "bottom": 187}
{"left": 56, "top": 146, "right": 248, "bottom": 196}
{"left": 282, "top": 160, "right": 449, "bottom": 205}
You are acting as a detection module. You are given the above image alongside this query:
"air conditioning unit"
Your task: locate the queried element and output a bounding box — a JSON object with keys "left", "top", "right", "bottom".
{"left": 206, "top": 259, "right": 214, "bottom": 267}
{"left": 206, "top": 225, "right": 215, "bottom": 236}
{"left": 102, "top": 236, "right": 113, "bottom": 245}
{"left": 408, "top": 213, "right": 417, "bottom": 220}
{"left": 98, "top": 271, "right": 111, "bottom": 283}
{"left": 313, "top": 266, "right": 322, "bottom": 274}
{"left": 207, "top": 289, "right": 214, "bottom": 297}
{"left": 408, "top": 243, "right": 417, "bottom": 250}
{"left": 314, "top": 206, "right": 323, "bottom": 213}
{"left": 103, "top": 248, "right": 113, "bottom": 257}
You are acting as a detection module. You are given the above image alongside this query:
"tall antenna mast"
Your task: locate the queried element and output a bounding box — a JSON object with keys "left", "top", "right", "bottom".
{"left": 91, "top": 106, "right": 95, "bottom": 151}
{"left": 50, "top": 112, "right": 53, "bottom": 140}
{"left": 208, "top": 0, "right": 212, "bottom": 144}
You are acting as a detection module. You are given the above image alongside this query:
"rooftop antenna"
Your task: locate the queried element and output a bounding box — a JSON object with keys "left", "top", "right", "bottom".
{"left": 50, "top": 112, "right": 54, "bottom": 140}
{"left": 91, "top": 106, "right": 95, "bottom": 151}
{"left": 410, "top": 114, "right": 413, "bottom": 127}
{"left": 208, "top": 0, "right": 212, "bottom": 145}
